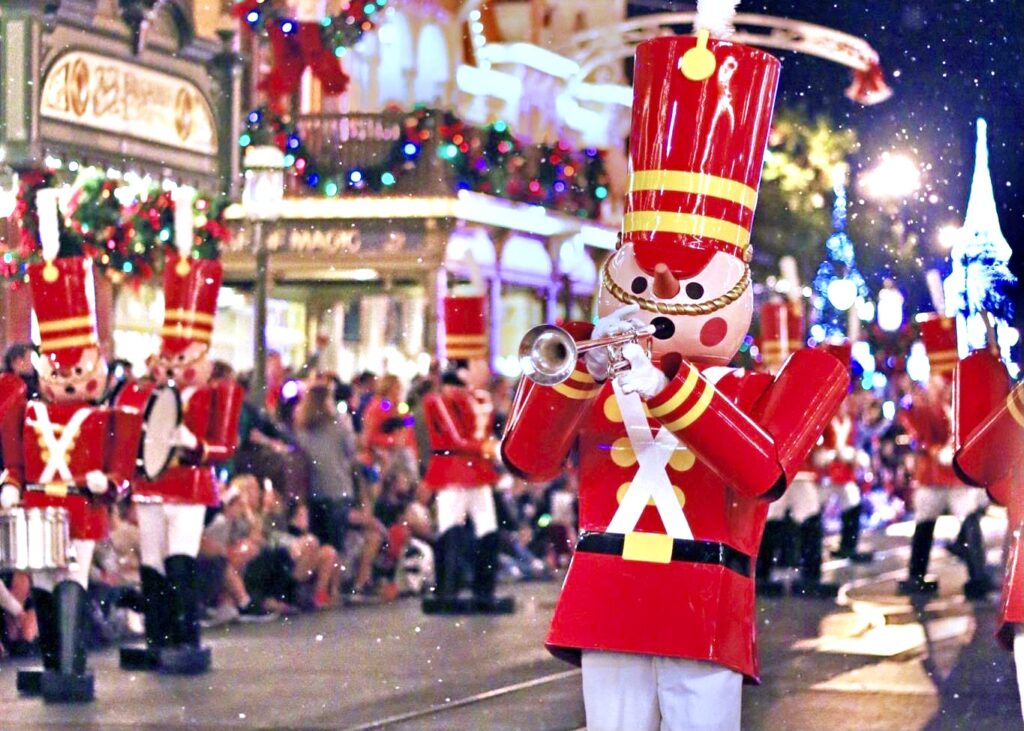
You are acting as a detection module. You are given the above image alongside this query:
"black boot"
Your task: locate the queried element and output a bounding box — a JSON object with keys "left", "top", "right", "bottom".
{"left": 471, "top": 532, "right": 514, "bottom": 614}
{"left": 960, "top": 513, "right": 994, "bottom": 600}
{"left": 832, "top": 505, "right": 873, "bottom": 563}
{"left": 780, "top": 514, "right": 800, "bottom": 567}
{"left": 756, "top": 520, "right": 786, "bottom": 598}
{"left": 160, "top": 555, "right": 211, "bottom": 675}
{"left": 40, "top": 581, "right": 93, "bottom": 703}
{"left": 792, "top": 515, "right": 839, "bottom": 598}
{"left": 120, "top": 565, "right": 172, "bottom": 670}
{"left": 17, "top": 588, "right": 57, "bottom": 696}
{"left": 423, "top": 528, "right": 471, "bottom": 614}
{"left": 898, "top": 520, "right": 939, "bottom": 595}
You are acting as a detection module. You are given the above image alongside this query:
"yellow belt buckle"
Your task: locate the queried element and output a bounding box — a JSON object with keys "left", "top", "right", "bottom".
{"left": 622, "top": 531, "right": 673, "bottom": 564}
{"left": 44, "top": 482, "right": 69, "bottom": 498}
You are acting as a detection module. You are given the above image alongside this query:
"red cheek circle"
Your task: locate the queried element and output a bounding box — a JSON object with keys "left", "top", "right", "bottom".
{"left": 699, "top": 317, "right": 728, "bottom": 347}
{"left": 86, "top": 379, "right": 98, "bottom": 394}
{"left": 184, "top": 367, "right": 196, "bottom": 382}
{"left": 44, "top": 386, "right": 55, "bottom": 400}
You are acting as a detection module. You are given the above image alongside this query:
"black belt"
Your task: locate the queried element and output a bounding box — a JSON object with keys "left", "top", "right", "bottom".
{"left": 576, "top": 531, "right": 752, "bottom": 578}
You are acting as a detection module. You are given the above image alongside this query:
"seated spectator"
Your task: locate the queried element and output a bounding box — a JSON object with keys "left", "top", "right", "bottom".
{"left": 199, "top": 478, "right": 277, "bottom": 624}
{"left": 0, "top": 572, "right": 36, "bottom": 657}
{"left": 281, "top": 496, "right": 344, "bottom": 608}
{"left": 89, "top": 503, "right": 145, "bottom": 641}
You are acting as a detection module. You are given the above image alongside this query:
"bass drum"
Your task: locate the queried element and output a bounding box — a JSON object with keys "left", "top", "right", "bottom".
{"left": 112, "top": 380, "right": 183, "bottom": 481}
{"left": 0, "top": 507, "right": 71, "bottom": 571}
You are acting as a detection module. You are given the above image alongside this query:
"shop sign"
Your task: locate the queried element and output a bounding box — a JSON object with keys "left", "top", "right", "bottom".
{"left": 40, "top": 51, "right": 217, "bottom": 155}
{"left": 228, "top": 226, "right": 421, "bottom": 256}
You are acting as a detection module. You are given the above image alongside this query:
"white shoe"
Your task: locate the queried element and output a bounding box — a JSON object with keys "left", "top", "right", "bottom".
{"left": 201, "top": 603, "right": 240, "bottom": 628}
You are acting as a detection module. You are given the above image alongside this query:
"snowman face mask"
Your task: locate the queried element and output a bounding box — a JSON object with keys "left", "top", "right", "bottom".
{"left": 597, "top": 244, "right": 752, "bottom": 367}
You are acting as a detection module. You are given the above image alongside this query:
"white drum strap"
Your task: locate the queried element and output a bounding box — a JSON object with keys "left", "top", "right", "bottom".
{"left": 606, "top": 380, "right": 693, "bottom": 540}
{"left": 30, "top": 403, "right": 94, "bottom": 484}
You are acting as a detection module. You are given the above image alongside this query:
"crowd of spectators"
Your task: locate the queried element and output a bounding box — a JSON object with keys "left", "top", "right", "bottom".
{"left": 0, "top": 341, "right": 952, "bottom": 659}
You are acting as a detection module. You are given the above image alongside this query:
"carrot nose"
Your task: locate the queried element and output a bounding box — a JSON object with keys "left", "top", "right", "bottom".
{"left": 652, "top": 263, "right": 680, "bottom": 299}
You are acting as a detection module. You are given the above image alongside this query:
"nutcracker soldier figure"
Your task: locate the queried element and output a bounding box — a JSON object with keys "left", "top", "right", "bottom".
{"left": 421, "top": 294, "right": 513, "bottom": 615}
{"left": 118, "top": 244, "right": 243, "bottom": 674}
{"left": 501, "top": 26, "right": 848, "bottom": 731}
{"left": 954, "top": 348, "right": 1024, "bottom": 716}
{"left": 897, "top": 314, "right": 992, "bottom": 599}
{"left": 0, "top": 239, "right": 143, "bottom": 702}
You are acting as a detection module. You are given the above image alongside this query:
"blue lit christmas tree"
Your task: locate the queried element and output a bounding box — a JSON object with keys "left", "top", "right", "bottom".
{"left": 943, "top": 118, "right": 1017, "bottom": 361}
{"left": 812, "top": 181, "right": 869, "bottom": 338}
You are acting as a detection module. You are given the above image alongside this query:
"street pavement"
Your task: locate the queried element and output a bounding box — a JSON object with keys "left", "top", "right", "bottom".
{"left": 0, "top": 514, "right": 1020, "bottom": 731}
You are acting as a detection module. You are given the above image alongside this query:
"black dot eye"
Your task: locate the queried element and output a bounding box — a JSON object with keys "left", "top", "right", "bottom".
{"left": 685, "top": 282, "right": 705, "bottom": 300}
{"left": 74, "top": 367, "right": 83, "bottom": 376}
{"left": 630, "top": 276, "right": 648, "bottom": 294}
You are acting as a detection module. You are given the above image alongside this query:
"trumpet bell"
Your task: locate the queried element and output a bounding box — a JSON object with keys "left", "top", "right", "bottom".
{"left": 518, "top": 325, "right": 577, "bottom": 386}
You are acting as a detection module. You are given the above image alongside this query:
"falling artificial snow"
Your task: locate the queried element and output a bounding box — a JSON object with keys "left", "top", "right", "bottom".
{"left": 695, "top": 0, "right": 741, "bottom": 39}
{"left": 943, "top": 118, "right": 1017, "bottom": 360}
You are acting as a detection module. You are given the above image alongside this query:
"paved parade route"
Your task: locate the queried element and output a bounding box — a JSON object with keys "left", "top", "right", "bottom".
{"left": 0, "top": 522, "right": 1020, "bottom": 731}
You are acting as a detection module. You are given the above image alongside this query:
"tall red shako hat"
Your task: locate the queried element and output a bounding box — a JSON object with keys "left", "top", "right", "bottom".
{"left": 29, "top": 257, "right": 101, "bottom": 373}
{"left": 917, "top": 313, "right": 958, "bottom": 380}
{"left": 160, "top": 250, "right": 222, "bottom": 359}
{"left": 443, "top": 295, "right": 487, "bottom": 362}
{"left": 759, "top": 301, "right": 804, "bottom": 372}
{"left": 623, "top": 29, "right": 781, "bottom": 278}
{"left": 27, "top": 188, "right": 101, "bottom": 373}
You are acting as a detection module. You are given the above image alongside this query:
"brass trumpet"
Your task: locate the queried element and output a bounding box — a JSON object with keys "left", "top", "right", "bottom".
{"left": 518, "top": 323, "right": 657, "bottom": 386}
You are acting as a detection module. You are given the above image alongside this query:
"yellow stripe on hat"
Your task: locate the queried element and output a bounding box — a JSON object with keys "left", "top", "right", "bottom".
{"left": 160, "top": 325, "right": 212, "bottom": 342}
{"left": 40, "top": 333, "right": 98, "bottom": 351}
{"left": 623, "top": 211, "right": 751, "bottom": 250}
{"left": 928, "top": 349, "right": 959, "bottom": 362}
{"left": 445, "top": 335, "right": 488, "bottom": 344}
{"left": 37, "top": 315, "right": 95, "bottom": 334}
{"left": 445, "top": 347, "right": 486, "bottom": 358}
{"left": 629, "top": 170, "right": 758, "bottom": 210}
{"left": 164, "top": 309, "right": 215, "bottom": 325}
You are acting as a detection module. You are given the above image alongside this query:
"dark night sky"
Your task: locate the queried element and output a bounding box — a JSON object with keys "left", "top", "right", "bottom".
{"left": 626, "top": 0, "right": 1024, "bottom": 314}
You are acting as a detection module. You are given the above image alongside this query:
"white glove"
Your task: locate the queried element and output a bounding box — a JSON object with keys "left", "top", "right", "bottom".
{"left": 175, "top": 424, "right": 199, "bottom": 450}
{"left": 616, "top": 343, "right": 668, "bottom": 399}
{"left": 586, "top": 304, "right": 645, "bottom": 381}
{"left": 937, "top": 445, "right": 954, "bottom": 467}
{"left": 85, "top": 470, "right": 109, "bottom": 496}
{"left": 840, "top": 445, "right": 856, "bottom": 462}
{"left": 0, "top": 484, "right": 19, "bottom": 509}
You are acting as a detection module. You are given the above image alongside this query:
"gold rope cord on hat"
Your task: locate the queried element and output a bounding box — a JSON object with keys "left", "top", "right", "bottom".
{"left": 601, "top": 259, "right": 751, "bottom": 316}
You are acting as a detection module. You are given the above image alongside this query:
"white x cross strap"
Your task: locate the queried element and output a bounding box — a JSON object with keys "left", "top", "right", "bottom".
{"left": 29, "top": 402, "right": 94, "bottom": 485}
{"left": 606, "top": 379, "right": 693, "bottom": 543}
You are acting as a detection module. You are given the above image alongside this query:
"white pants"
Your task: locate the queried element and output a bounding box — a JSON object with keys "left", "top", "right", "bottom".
{"left": 137, "top": 503, "right": 206, "bottom": 572}
{"left": 435, "top": 486, "right": 497, "bottom": 537}
{"left": 582, "top": 650, "right": 742, "bottom": 731}
{"left": 767, "top": 478, "right": 860, "bottom": 523}
{"left": 33, "top": 539, "right": 94, "bottom": 591}
{"left": 915, "top": 486, "right": 985, "bottom": 522}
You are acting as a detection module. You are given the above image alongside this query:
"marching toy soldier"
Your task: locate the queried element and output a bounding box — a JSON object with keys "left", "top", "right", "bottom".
{"left": 502, "top": 27, "right": 847, "bottom": 731}
{"left": 119, "top": 249, "right": 243, "bottom": 674}
{"left": 421, "top": 294, "right": 513, "bottom": 614}
{"left": 0, "top": 250, "right": 143, "bottom": 703}
{"left": 954, "top": 349, "right": 1024, "bottom": 714}
{"left": 898, "top": 314, "right": 992, "bottom": 599}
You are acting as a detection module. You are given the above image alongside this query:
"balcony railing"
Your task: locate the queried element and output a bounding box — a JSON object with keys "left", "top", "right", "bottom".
{"left": 285, "top": 110, "right": 609, "bottom": 221}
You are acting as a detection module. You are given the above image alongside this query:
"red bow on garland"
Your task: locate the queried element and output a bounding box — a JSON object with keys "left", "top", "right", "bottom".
{"left": 262, "top": 20, "right": 350, "bottom": 98}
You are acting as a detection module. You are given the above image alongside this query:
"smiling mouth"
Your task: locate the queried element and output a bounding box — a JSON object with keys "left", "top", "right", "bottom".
{"left": 652, "top": 317, "right": 676, "bottom": 340}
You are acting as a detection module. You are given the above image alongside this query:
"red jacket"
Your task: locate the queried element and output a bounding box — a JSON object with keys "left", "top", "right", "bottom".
{"left": 133, "top": 379, "right": 243, "bottom": 506}
{"left": 422, "top": 386, "right": 497, "bottom": 489}
{"left": 0, "top": 374, "right": 143, "bottom": 540}
{"left": 501, "top": 324, "right": 847, "bottom": 681}
{"left": 899, "top": 391, "right": 960, "bottom": 488}
{"left": 954, "top": 351, "right": 1023, "bottom": 647}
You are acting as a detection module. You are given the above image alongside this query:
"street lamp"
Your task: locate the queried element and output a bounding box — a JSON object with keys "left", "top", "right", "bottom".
{"left": 859, "top": 153, "right": 920, "bottom": 202}
{"left": 242, "top": 145, "right": 285, "bottom": 406}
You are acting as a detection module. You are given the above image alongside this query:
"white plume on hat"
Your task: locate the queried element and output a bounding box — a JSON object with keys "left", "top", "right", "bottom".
{"left": 695, "top": 0, "right": 741, "bottom": 39}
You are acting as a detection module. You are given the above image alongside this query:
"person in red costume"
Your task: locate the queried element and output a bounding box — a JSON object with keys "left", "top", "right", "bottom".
{"left": 954, "top": 348, "right": 1024, "bottom": 718}
{"left": 0, "top": 233, "right": 143, "bottom": 702}
{"left": 421, "top": 295, "right": 513, "bottom": 614}
{"left": 117, "top": 248, "right": 243, "bottom": 675}
{"left": 897, "top": 314, "right": 992, "bottom": 599}
{"left": 501, "top": 27, "right": 848, "bottom": 731}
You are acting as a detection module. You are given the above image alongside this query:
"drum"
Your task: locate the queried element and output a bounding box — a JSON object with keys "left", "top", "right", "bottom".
{"left": 0, "top": 507, "right": 71, "bottom": 571}
{"left": 113, "top": 380, "right": 182, "bottom": 480}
